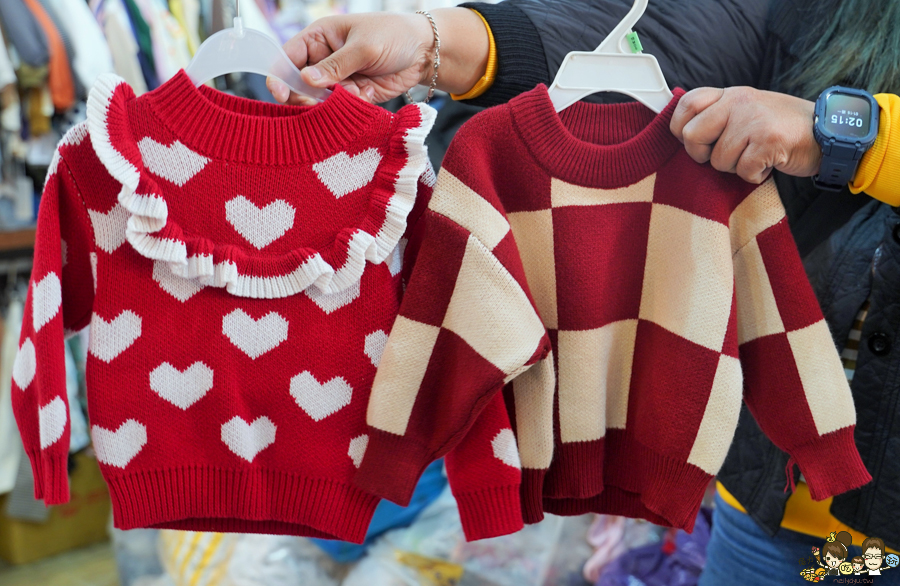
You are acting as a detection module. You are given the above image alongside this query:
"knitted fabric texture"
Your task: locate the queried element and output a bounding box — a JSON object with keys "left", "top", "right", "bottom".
{"left": 11, "top": 71, "right": 525, "bottom": 543}
{"left": 361, "top": 84, "right": 871, "bottom": 533}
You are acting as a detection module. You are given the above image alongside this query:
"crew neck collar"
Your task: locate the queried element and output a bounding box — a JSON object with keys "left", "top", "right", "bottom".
{"left": 509, "top": 85, "right": 685, "bottom": 188}
{"left": 147, "top": 70, "right": 386, "bottom": 166}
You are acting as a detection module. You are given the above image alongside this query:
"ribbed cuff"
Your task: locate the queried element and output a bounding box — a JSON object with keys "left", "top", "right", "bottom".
{"left": 521, "top": 468, "right": 546, "bottom": 524}
{"left": 457, "top": 2, "right": 548, "bottom": 107}
{"left": 455, "top": 484, "right": 523, "bottom": 541}
{"left": 789, "top": 426, "right": 872, "bottom": 501}
{"left": 28, "top": 451, "right": 70, "bottom": 505}
{"left": 851, "top": 94, "right": 900, "bottom": 206}
{"left": 353, "top": 428, "right": 433, "bottom": 506}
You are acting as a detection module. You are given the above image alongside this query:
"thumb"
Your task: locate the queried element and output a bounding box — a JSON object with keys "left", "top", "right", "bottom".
{"left": 303, "top": 44, "right": 371, "bottom": 88}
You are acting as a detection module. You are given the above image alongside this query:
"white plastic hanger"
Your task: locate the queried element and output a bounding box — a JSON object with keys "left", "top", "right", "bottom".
{"left": 185, "top": 0, "right": 330, "bottom": 102}
{"left": 547, "top": 0, "right": 673, "bottom": 113}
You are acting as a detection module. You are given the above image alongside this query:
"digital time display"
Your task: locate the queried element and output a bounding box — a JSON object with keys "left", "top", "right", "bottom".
{"left": 823, "top": 93, "right": 871, "bottom": 138}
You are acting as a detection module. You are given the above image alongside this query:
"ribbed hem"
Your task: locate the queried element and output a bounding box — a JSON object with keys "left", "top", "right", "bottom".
{"left": 508, "top": 85, "right": 684, "bottom": 188}
{"left": 354, "top": 428, "right": 432, "bottom": 506}
{"left": 27, "top": 451, "right": 70, "bottom": 505}
{"left": 454, "top": 484, "right": 523, "bottom": 541}
{"left": 600, "top": 434, "right": 713, "bottom": 531}
{"left": 789, "top": 426, "right": 872, "bottom": 501}
{"left": 542, "top": 438, "right": 604, "bottom": 499}
{"left": 105, "top": 466, "right": 380, "bottom": 544}
{"left": 521, "top": 468, "right": 546, "bottom": 524}
{"left": 458, "top": 3, "right": 549, "bottom": 108}
{"left": 544, "top": 486, "right": 672, "bottom": 528}
{"left": 148, "top": 70, "right": 387, "bottom": 165}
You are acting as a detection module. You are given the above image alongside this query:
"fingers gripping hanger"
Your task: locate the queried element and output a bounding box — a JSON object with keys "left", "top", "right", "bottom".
{"left": 547, "top": 0, "right": 673, "bottom": 113}
{"left": 185, "top": 0, "right": 331, "bottom": 102}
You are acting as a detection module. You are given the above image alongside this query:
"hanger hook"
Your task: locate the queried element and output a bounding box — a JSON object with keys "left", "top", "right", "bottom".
{"left": 235, "top": 0, "right": 240, "bottom": 19}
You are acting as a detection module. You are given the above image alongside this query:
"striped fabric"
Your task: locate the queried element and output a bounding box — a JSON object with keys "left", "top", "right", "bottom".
{"left": 841, "top": 301, "right": 871, "bottom": 382}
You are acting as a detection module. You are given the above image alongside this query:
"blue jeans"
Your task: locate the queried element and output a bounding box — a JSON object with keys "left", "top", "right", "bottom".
{"left": 700, "top": 494, "right": 899, "bottom": 585}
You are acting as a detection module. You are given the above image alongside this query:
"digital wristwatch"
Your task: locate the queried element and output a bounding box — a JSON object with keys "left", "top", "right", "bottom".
{"left": 813, "top": 86, "right": 879, "bottom": 191}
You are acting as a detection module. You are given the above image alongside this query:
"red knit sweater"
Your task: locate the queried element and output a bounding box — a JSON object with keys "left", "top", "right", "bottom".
{"left": 11, "top": 71, "right": 525, "bottom": 543}
{"left": 358, "top": 85, "right": 872, "bottom": 532}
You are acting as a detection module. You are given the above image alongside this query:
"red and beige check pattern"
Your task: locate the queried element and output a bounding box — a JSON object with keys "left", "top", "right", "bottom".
{"left": 359, "top": 85, "right": 871, "bottom": 531}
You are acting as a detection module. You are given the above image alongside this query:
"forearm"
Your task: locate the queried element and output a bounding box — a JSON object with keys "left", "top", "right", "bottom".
{"left": 427, "top": 8, "right": 491, "bottom": 96}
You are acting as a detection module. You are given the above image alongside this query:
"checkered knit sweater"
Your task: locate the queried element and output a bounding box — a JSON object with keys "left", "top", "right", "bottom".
{"left": 358, "top": 85, "right": 872, "bottom": 532}
{"left": 11, "top": 71, "right": 526, "bottom": 543}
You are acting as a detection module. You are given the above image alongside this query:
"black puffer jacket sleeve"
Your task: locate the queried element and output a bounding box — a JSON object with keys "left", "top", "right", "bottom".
{"left": 459, "top": 0, "right": 770, "bottom": 108}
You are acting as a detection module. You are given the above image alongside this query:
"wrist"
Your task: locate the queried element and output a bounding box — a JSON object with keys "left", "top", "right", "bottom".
{"left": 411, "top": 12, "right": 436, "bottom": 87}
{"left": 429, "top": 8, "right": 489, "bottom": 96}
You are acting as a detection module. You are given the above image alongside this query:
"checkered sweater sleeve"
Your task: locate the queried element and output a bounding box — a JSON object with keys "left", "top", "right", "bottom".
{"left": 11, "top": 136, "right": 95, "bottom": 505}
{"left": 731, "top": 180, "right": 871, "bottom": 500}
{"left": 354, "top": 143, "right": 551, "bottom": 510}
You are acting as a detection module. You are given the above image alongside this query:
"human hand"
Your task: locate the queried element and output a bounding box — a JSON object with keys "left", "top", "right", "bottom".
{"left": 670, "top": 87, "right": 822, "bottom": 184}
{"left": 267, "top": 12, "right": 434, "bottom": 105}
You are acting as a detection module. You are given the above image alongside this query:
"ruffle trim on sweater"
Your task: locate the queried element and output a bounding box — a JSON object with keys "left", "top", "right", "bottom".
{"left": 87, "top": 73, "right": 435, "bottom": 299}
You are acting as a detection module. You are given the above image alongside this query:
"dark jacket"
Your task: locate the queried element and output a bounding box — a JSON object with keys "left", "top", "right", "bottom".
{"left": 462, "top": 0, "right": 900, "bottom": 549}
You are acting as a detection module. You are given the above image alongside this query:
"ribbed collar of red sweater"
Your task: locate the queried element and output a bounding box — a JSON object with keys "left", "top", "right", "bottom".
{"left": 509, "top": 85, "right": 686, "bottom": 188}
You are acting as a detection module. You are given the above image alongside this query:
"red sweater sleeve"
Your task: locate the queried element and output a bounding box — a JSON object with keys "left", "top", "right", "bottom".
{"left": 354, "top": 137, "right": 551, "bottom": 507}
{"left": 731, "top": 180, "right": 871, "bottom": 500}
{"left": 12, "top": 149, "right": 95, "bottom": 504}
{"left": 445, "top": 392, "right": 524, "bottom": 541}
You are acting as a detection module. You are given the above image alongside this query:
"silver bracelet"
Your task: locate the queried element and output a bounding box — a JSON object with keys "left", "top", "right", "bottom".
{"left": 407, "top": 10, "right": 440, "bottom": 104}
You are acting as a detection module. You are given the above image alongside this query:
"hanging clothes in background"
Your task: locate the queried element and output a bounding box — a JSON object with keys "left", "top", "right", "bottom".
{"left": 0, "top": 30, "right": 16, "bottom": 93}
{"left": 0, "top": 0, "right": 49, "bottom": 68}
{"left": 93, "top": 0, "right": 150, "bottom": 95}
{"left": 22, "top": 0, "right": 76, "bottom": 111}
{"left": 133, "top": 0, "right": 191, "bottom": 85}
{"left": 169, "top": 0, "right": 201, "bottom": 56}
{"left": 45, "top": 0, "right": 115, "bottom": 93}
{"left": 0, "top": 299, "right": 22, "bottom": 495}
{"left": 121, "top": 0, "right": 160, "bottom": 89}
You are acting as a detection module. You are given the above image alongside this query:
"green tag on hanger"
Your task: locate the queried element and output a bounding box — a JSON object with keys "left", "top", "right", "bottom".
{"left": 626, "top": 31, "right": 643, "bottom": 53}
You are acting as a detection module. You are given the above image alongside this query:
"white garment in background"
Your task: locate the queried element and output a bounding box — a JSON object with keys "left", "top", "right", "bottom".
{"left": 0, "top": 29, "right": 16, "bottom": 90}
{"left": 47, "top": 0, "right": 115, "bottom": 90}
{"left": 93, "top": 0, "right": 149, "bottom": 95}
{"left": 134, "top": 0, "right": 192, "bottom": 84}
{"left": 0, "top": 300, "right": 24, "bottom": 494}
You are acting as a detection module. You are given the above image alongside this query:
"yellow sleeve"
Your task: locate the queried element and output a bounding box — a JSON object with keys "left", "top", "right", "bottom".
{"left": 850, "top": 93, "right": 900, "bottom": 206}
{"left": 450, "top": 10, "right": 497, "bottom": 101}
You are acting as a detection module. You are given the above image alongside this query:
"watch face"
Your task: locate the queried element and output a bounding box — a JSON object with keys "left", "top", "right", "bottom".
{"left": 823, "top": 93, "right": 871, "bottom": 138}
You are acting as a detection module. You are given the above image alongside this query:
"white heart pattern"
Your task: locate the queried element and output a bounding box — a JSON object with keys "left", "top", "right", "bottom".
{"left": 225, "top": 196, "right": 296, "bottom": 250}
{"left": 491, "top": 428, "right": 521, "bottom": 469}
{"left": 348, "top": 434, "right": 369, "bottom": 468}
{"left": 313, "top": 148, "right": 382, "bottom": 198}
{"left": 149, "top": 362, "right": 214, "bottom": 410}
{"left": 137, "top": 137, "right": 210, "bottom": 187}
{"left": 153, "top": 260, "right": 205, "bottom": 302}
{"left": 39, "top": 397, "right": 67, "bottom": 449}
{"left": 305, "top": 280, "right": 360, "bottom": 315}
{"left": 290, "top": 372, "right": 353, "bottom": 422}
{"left": 13, "top": 338, "right": 36, "bottom": 389}
{"left": 92, "top": 420, "right": 147, "bottom": 468}
{"left": 222, "top": 309, "right": 289, "bottom": 359}
{"left": 32, "top": 272, "right": 62, "bottom": 333}
{"left": 364, "top": 330, "right": 389, "bottom": 367}
{"left": 88, "top": 203, "right": 129, "bottom": 254}
{"left": 88, "top": 310, "right": 142, "bottom": 363}
{"left": 221, "top": 416, "right": 276, "bottom": 462}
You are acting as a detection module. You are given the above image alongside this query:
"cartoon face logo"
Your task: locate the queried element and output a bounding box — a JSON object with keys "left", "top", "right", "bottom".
{"left": 824, "top": 552, "right": 842, "bottom": 568}
{"left": 887, "top": 553, "right": 900, "bottom": 568}
{"left": 839, "top": 562, "right": 854, "bottom": 575}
